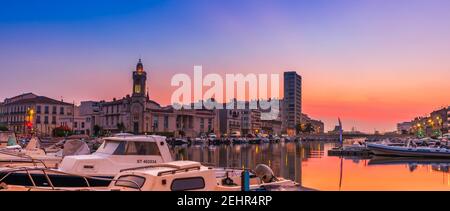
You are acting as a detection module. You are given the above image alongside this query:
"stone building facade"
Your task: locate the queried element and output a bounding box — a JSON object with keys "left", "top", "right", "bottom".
{"left": 0, "top": 93, "right": 74, "bottom": 136}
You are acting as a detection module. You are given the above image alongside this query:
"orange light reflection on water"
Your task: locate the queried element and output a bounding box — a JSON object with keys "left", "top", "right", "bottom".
{"left": 173, "top": 142, "right": 450, "bottom": 191}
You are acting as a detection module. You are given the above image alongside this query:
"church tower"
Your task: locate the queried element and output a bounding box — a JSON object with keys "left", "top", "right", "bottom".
{"left": 132, "top": 59, "right": 147, "bottom": 97}
{"left": 130, "top": 59, "right": 147, "bottom": 134}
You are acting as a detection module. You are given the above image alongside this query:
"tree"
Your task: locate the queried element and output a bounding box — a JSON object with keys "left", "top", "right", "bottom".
{"left": 0, "top": 124, "right": 8, "bottom": 132}
{"left": 117, "top": 122, "right": 126, "bottom": 132}
{"left": 303, "top": 123, "right": 315, "bottom": 134}
{"left": 93, "top": 125, "right": 102, "bottom": 137}
{"left": 298, "top": 123, "right": 315, "bottom": 134}
{"left": 53, "top": 126, "right": 72, "bottom": 137}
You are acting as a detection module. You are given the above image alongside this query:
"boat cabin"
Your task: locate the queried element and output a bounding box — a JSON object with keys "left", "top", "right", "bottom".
{"left": 108, "top": 161, "right": 298, "bottom": 191}
{"left": 57, "top": 135, "right": 173, "bottom": 176}
{"left": 109, "top": 161, "right": 218, "bottom": 191}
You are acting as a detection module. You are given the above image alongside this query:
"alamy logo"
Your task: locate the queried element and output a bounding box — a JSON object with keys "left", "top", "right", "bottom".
{"left": 170, "top": 66, "right": 281, "bottom": 120}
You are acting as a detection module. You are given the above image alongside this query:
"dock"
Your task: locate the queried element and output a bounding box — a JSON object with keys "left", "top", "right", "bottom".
{"left": 327, "top": 148, "right": 373, "bottom": 157}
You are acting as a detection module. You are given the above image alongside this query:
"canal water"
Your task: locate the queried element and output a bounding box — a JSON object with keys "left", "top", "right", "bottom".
{"left": 171, "top": 142, "right": 450, "bottom": 191}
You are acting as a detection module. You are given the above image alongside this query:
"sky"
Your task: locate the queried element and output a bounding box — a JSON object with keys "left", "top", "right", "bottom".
{"left": 0, "top": 0, "right": 449, "bottom": 132}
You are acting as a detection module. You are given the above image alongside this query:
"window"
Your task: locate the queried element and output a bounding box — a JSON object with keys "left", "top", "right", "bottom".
{"left": 200, "top": 118, "right": 204, "bottom": 130}
{"left": 115, "top": 175, "right": 145, "bottom": 189}
{"left": 52, "top": 106, "right": 57, "bottom": 114}
{"left": 36, "top": 106, "right": 41, "bottom": 114}
{"left": 153, "top": 116, "right": 159, "bottom": 130}
{"left": 113, "top": 141, "right": 161, "bottom": 156}
{"left": 74, "top": 122, "right": 78, "bottom": 128}
{"left": 81, "top": 122, "right": 85, "bottom": 129}
{"left": 44, "top": 116, "right": 49, "bottom": 124}
{"left": 52, "top": 116, "right": 56, "bottom": 124}
{"left": 125, "top": 142, "right": 161, "bottom": 156}
{"left": 171, "top": 177, "right": 205, "bottom": 191}
{"left": 164, "top": 116, "right": 169, "bottom": 129}
{"left": 60, "top": 107, "right": 64, "bottom": 115}
{"left": 44, "top": 106, "right": 49, "bottom": 114}
{"left": 208, "top": 119, "right": 212, "bottom": 131}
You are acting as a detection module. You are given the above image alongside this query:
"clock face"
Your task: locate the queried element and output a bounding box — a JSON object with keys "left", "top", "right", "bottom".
{"left": 134, "top": 85, "right": 141, "bottom": 94}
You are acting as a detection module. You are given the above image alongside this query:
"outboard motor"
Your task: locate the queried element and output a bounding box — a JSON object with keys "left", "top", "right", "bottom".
{"left": 255, "top": 164, "right": 277, "bottom": 183}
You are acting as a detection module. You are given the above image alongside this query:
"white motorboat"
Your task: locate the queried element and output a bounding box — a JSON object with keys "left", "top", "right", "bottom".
{"left": 192, "top": 137, "right": 206, "bottom": 145}
{"left": 0, "top": 161, "right": 313, "bottom": 191}
{"left": 0, "top": 137, "right": 62, "bottom": 168}
{"left": 0, "top": 134, "right": 173, "bottom": 187}
{"left": 171, "top": 138, "right": 189, "bottom": 145}
{"left": 367, "top": 142, "right": 450, "bottom": 158}
{"left": 0, "top": 136, "right": 90, "bottom": 168}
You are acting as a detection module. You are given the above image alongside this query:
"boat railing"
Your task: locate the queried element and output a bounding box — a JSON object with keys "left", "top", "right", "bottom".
{"left": 157, "top": 166, "right": 202, "bottom": 176}
{"left": 0, "top": 149, "right": 49, "bottom": 168}
{"left": 200, "top": 163, "right": 257, "bottom": 175}
{"left": 0, "top": 167, "right": 143, "bottom": 191}
{"left": 119, "top": 162, "right": 202, "bottom": 173}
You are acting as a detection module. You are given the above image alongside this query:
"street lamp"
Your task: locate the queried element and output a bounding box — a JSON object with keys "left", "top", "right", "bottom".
{"left": 25, "top": 108, "right": 35, "bottom": 135}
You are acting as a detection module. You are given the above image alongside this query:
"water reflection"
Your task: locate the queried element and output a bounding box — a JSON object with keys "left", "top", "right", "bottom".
{"left": 171, "top": 142, "right": 450, "bottom": 191}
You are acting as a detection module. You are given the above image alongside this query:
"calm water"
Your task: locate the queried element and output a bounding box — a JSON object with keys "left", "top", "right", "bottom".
{"left": 171, "top": 142, "right": 450, "bottom": 191}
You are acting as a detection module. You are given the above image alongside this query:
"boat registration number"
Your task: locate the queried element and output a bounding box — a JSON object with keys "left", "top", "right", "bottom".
{"left": 137, "top": 159, "right": 157, "bottom": 164}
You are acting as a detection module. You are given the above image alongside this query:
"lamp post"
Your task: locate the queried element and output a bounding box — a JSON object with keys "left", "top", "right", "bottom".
{"left": 25, "top": 107, "right": 35, "bottom": 136}
{"left": 436, "top": 116, "right": 444, "bottom": 137}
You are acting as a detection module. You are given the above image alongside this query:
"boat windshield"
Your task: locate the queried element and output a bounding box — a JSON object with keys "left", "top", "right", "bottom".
{"left": 97, "top": 140, "right": 161, "bottom": 156}
{"left": 115, "top": 175, "right": 146, "bottom": 189}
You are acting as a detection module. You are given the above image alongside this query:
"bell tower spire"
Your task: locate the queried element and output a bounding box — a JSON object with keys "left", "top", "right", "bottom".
{"left": 132, "top": 59, "right": 147, "bottom": 97}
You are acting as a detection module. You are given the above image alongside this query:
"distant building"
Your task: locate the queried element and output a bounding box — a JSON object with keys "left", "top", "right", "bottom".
{"left": 261, "top": 119, "right": 282, "bottom": 135}
{"left": 397, "top": 121, "right": 413, "bottom": 134}
{"left": 241, "top": 104, "right": 262, "bottom": 135}
{"left": 59, "top": 105, "right": 92, "bottom": 135}
{"left": 430, "top": 107, "right": 448, "bottom": 135}
{"left": 447, "top": 106, "right": 450, "bottom": 133}
{"left": 217, "top": 103, "right": 242, "bottom": 136}
{"left": 401, "top": 106, "right": 448, "bottom": 137}
{"left": 78, "top": 101, "right": 101, "bottom": 134}
{"left": 300, "top": 113, "right": 324, "bottom": 134}
{"left": 0, "top": 93, "right": 74, "bottom": 136}
{"left": 283, "top": 71, "right": 302, "bottom": 134}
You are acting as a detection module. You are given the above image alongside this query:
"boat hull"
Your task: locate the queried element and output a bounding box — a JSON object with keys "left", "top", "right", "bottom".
{"left": 367, "top": 143, "right": 450, "bottom": 158}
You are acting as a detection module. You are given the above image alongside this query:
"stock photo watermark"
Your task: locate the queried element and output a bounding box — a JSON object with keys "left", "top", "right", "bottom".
{"left": 170, "top": 66, "right": 281, "bottom": 120}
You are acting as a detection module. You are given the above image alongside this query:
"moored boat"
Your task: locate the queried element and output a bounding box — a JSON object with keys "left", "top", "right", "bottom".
{"left": 0, "top": 161, "right": 312, "bottom": 191}
{"left": 0, "top": 134, "right": 173, "bottom": 187}
{"left": 367, "top": 142, "right": 450, "bottom": 158}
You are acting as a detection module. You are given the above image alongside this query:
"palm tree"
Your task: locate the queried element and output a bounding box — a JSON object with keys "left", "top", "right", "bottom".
{"left": 303, "top": 123, "right": 315, "bottom": 134}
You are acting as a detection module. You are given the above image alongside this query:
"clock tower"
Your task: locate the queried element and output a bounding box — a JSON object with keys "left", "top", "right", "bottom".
{"left": 132, "top": 59, "right": 147, "bottom": 97}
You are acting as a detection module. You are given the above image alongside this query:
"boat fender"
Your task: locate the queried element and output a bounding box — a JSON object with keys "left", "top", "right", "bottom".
{"left": 255, "top": 164, "right": 277, "bottom": 183}
{"left": 0, "top": 183, "right": 7, "bottom": 190}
